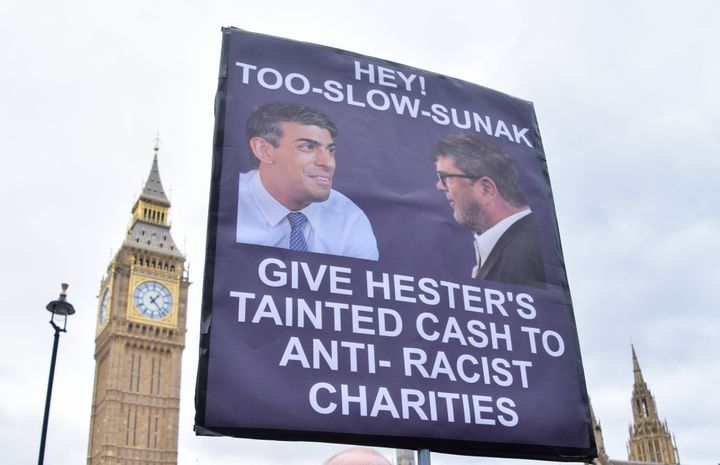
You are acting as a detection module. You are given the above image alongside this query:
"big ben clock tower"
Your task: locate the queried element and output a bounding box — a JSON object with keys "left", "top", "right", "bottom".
{"left": 87, "top": 145, "right": 189, "bottom": 465}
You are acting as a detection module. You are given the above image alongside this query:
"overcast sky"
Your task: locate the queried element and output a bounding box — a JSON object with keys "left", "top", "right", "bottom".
{"left": 1, "top": 1, "right": 718, "bottom": 465}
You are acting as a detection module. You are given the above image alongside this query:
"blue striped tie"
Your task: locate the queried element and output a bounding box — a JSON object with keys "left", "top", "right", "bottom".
{"left": 287, "top": 212, "right": 309, "bottom": 251}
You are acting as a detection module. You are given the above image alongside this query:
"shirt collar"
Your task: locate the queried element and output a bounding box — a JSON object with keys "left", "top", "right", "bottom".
{"left": 474, "top": 208, "right": 531, "bottom": 265}
{"left": 251, "top": 170, "right": 321, "bottom": 226}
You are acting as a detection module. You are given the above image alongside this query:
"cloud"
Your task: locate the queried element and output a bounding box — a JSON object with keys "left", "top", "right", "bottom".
{"left": 1, "top": 1, "right": 718, "bottom": 465}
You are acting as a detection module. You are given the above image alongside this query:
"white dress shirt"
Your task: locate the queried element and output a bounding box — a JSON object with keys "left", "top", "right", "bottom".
{"left": 472, "top": 208, "right": 531, "bottom": 278}
{"left": 236, "top": 170, "right": 379, "bottom": 260}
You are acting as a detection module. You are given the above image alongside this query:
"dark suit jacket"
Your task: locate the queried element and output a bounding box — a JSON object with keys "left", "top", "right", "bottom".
{"left": 475, "top": 213, "right": 546, "bottom": 288}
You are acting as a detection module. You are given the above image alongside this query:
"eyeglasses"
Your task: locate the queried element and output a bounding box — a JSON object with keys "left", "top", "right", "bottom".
{"left": 436, "top": 171, "right": 480, "bottom": 189}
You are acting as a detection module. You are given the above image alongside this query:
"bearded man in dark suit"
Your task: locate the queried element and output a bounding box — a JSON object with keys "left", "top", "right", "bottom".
{"left": 433, "top": 133, "right": 546, "bottom": 288}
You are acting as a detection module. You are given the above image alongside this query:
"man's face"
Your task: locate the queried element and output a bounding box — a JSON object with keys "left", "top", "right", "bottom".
{"left": 435, "top": 155, "right": 487, "bottom": 232}
{"left": 258, "top": 122, "right": 336, "bottom": 211}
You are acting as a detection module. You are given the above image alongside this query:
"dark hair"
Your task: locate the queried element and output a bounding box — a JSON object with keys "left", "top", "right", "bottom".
{"left": 246, "top": 102, "right": 338, "bottom": 167}
{"left": 432, "top": 133, "right": 526, "bottom": 207}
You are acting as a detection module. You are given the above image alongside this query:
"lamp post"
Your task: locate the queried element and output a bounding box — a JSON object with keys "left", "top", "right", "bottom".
{"left": 38, "top": 283, "right": 75, "bottom": 465}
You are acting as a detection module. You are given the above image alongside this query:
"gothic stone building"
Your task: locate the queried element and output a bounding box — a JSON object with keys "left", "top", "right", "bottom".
{"left": 592, "top": 345, "right": 680, "bottom": 465}
{"left": 87, "top": 148, "right": 189, "bottom": 465}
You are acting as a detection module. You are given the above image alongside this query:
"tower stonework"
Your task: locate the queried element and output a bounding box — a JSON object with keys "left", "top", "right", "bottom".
{"left": 87, "top": 149, "right": 189, "bottom": 465}
{"left": 589, "top": 404, "right": 609, "bottom": 465}
{"left": 626, "top": 345, "right": 679, "bottom": 464}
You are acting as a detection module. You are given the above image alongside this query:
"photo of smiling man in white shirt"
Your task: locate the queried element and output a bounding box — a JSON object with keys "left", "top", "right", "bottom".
{"left": 236, "top": 101, "right": 378, "bottom": 261}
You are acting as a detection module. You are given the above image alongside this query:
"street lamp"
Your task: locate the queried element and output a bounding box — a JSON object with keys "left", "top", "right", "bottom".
{"left": 38, "top": 283, "right": 75, "bottom": 465}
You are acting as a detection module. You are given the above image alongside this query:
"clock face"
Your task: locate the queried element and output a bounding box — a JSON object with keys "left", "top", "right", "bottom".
{"left": 98, "top": 287, "right": 110, "bottom": 326}
{"left": 133, "top": 281, "right": 174, "bottom": 320}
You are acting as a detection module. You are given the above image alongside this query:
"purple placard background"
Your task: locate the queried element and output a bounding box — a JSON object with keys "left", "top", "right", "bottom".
{"left": 196, "top": 27, "right": 594, "bottom": 461}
